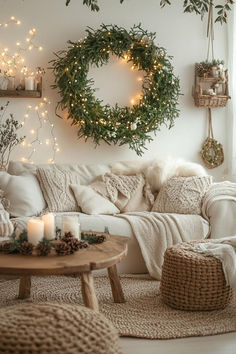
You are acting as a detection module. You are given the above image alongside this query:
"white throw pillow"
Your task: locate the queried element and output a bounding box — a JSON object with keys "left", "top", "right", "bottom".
{"left": 0, "top": 172, "right": 46, "bottom": 217}
{"left": 71, "top": 184, "right": 120, "bottom": 215}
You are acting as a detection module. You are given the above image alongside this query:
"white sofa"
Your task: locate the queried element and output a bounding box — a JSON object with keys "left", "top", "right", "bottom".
{"left": 0, "top": 160, "right": 215, "bottom": 276}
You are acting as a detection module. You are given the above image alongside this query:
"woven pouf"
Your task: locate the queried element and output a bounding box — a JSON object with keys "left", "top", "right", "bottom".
{"left": 160, "top": 242, "right": 233, "bottom": 311}
{"left": 0, "top": 303, "right": 122, "bottom": 354}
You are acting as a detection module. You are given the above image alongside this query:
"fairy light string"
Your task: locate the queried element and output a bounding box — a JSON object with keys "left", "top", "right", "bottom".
{"left": 0, "top": 16, "right": 59, "bottom": 164}
{"left": 20, "top": 99, "right": 60, "bottom": 164}
{"left": 0, "top": 16, "right": 43, "bottom": 76}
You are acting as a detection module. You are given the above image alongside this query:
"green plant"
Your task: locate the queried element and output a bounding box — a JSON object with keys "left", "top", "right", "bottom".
{"left": 195, "top": 59, "right": 224, "bottom": 76}
{"left": 65, "top": 0, "right": 234, "bottom": 24}
{"left": 0, "top": 101, "right": 25, "bottom": 170}
{"left": 51, "top": 24, "right": 180, "bottom": 156}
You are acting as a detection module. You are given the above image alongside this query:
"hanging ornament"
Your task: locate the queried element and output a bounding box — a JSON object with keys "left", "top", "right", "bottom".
{"left": 130, "top": 122, "right": 137, "bottom": 131}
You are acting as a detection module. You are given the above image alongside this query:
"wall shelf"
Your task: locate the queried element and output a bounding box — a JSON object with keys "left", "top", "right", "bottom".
{"left": 0, "top": 77, "right": 42, "bottom": 99}
{"left": 0, "top": 89, "right": 42, "bottom": 98}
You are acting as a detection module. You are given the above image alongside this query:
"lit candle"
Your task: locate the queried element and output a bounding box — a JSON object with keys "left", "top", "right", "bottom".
{"left": 27, "top": 219, "right": 44, "bottom": 246}
{"left": 42, "top": 213, "right": 55, "bottom": 240}
{"left": 25, "top": 76, "right": 35, "bottom": 90}
{"left": 62, "top": 215, "right": 80, "bottom": 240}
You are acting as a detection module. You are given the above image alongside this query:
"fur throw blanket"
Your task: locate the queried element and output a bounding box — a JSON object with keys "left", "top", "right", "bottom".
{"left": 110, "top": 156, "right": 207, "bottom": 193}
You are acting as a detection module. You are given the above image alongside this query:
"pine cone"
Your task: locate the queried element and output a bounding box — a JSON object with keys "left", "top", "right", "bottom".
{"left": 0, "top": 241, "right": 13, "bottom": 254}
{"left": 55, "top": 241, "right": 71, "bottom": 256}
{"left": 96, "top": 235, "right": 106, "bottom": 244}
{"left": 61, "top": 232, "right": 74, "bottom": 243}
{"left": 18, "top": 241, "right": 33, "bottom": 255}
{"left": 78, "top": 240, "right": 89, "bottom": 249}
{"left": 35, "top": 243, "right": 51, "bottom": 256}
{"left": 66, "top": 237, "right": 80, "bottom": 252}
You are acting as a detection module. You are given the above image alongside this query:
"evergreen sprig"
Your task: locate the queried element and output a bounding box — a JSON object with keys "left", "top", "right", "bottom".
{"left": 65, "top": 0, "right": 234, "bottom": 23}
{"left": 51, "top": 24, "right": 180, "bottom": 156}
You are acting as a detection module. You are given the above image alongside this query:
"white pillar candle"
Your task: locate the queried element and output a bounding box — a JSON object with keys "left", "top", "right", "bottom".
{"left": 62, "top": 215, "right": 80, "bottom": 240}
{"left": 42, "top": 213, "right": 55, "bottom": 240}
{"left": 25, "top": 76, "right": 35, "bottom": 90}
{"left": 27, "top": 219, "right": 44, "bottom": 246}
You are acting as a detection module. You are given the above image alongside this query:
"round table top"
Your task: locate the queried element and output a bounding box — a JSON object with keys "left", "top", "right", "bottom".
{"left": 0, "top": 235, "right": 128, "bottom": 276}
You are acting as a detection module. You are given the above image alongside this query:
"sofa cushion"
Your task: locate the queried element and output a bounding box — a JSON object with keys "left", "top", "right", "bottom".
{"left": 152, "top": 176, "right": 213, "bottom": 215}
{"left": 91, "top": 173, "right": 154, "bottom": 212}
{"left": 37, "top": 166, "right": 81, "bottom": 212}
{"left": 8, "top": 161, "right": 110, "bottom": 185}
{"left": 0, "top": 172, "right": 46, "bottom": 217}
{"left": 71, "top": 184, "right": 120, "bottom": 215}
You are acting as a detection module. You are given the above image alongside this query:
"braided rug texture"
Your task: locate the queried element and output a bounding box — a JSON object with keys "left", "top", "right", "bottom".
{"left": 0, "top": 275, "right": 235, "bottom": 340}
{"left": 0, "top": 302, "right": 122, "bottom": 354}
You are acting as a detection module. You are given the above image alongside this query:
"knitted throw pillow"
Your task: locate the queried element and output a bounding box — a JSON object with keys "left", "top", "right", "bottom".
{"left": 152, "top": 176, "right": 213, "bottom": 215}
{"left": 37, "top": 166, "right": 81, "bottom": 212}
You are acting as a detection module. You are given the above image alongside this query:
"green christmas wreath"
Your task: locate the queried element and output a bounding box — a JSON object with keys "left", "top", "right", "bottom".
{"left": 51, "top": 24, "right": 180, "bottom": 155}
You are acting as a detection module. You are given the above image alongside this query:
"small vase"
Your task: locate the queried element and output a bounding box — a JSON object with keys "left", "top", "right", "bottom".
{"left": 211, "top": 66, "right": 218, "bottom": 78}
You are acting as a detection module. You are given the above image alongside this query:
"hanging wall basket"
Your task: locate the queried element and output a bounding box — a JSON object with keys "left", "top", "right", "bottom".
{"left": 51, "top": 24, "right": 181, "bottom": 156}
{"left": 193, "top": 63, "right": 230, "bottom": 108}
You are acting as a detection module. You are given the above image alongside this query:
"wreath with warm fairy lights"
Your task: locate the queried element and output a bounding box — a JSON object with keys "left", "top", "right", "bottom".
{"left": 51, "top": 24, "right": 180, "bottom": 155}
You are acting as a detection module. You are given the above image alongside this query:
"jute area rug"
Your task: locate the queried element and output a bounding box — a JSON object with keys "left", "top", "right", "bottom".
{"left": 0, "top": 275, "right": 235, "bottom": 340}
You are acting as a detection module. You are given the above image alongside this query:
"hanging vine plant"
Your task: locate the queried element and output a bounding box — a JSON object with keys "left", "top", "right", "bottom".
{"left": 51, "top": 24, "right": 180, "bottom": 155}
{"left": 65, "top": 0, "right": 234, "bottom": 24}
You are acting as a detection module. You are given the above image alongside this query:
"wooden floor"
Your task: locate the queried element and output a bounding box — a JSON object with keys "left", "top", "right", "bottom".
{"left": 121, "top": 332, "right": 236, "bottom": 354}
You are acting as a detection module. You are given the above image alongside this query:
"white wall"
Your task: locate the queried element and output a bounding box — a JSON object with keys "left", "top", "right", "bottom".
{"left": 0, "top": 0, "right": 229, "bottom": 179}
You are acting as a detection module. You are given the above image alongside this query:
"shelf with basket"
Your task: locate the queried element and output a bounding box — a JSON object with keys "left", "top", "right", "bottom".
{"left": 193, "top": 61, "right": 230, "bottom": 108}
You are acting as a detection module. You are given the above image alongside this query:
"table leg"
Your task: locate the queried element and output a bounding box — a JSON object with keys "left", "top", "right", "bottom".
{"left": 81, "top": 271, "right": 99, "bottom": 312}
{"left": 18, "top": 276, "right": 31, "bottom": 299}
{"left": 107, "top": 264, "right": 125, "bottom": 303}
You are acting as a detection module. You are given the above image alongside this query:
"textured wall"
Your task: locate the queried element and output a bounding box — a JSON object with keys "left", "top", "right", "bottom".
{"left": 0, "top": 0, "right": 228, "bottom": 179}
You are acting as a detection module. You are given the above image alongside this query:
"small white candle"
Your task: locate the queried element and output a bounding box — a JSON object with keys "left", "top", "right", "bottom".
{"left": 25, "top": 76, "right": 35, "bottom": 90}
{"left": 27, "top": 219, "right": 44, "bottom": 246}
{"left": 42, "top": 213, "right": 55, "bottom": 240}
{"left": 62, "top": 215, "right": 80, "bottom": 240}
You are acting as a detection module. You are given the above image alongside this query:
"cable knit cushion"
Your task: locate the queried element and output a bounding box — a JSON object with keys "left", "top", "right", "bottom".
{"left": 71, "top": 184, "right": 120, "bottom": 215}
{"left": 37, "top": 166, "right": 81, "bottom": 212}
{"left": 0, "top": 172, "right": 46, "bottom": 217}
{"left": 152, "top": 176, "right": 213, "bottom": 215}
{"left": 91, "top": 173, "right": 154, "bottom": 212}
{"left": 0, "top": 302, "right": 122, "bottom": 354}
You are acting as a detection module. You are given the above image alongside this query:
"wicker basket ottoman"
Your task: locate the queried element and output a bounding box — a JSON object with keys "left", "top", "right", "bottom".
{"left": 160, "top": 242, "right": 233, "bottom": 311}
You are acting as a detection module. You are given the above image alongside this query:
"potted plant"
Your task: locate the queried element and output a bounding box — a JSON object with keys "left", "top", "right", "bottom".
{"left": 0, "top": 70, "right": 8, "bottom": 90}
{"left": 0, "top": 102, "right": 25, "bottom": 171}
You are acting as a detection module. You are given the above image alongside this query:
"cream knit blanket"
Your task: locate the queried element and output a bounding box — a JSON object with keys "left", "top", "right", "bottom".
{"left": 184, "top": 236, "right": 236, "bottom": 289}
{"left": 117, "top": 212, "right": 207, "bottom": 280}
{"left": 201, "top": 181, "right": 236, "bottom": 238}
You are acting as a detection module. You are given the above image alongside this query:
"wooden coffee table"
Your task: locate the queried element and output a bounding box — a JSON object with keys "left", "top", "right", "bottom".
{"left": 0, "top": 234, "right": 128, "bottom": 312}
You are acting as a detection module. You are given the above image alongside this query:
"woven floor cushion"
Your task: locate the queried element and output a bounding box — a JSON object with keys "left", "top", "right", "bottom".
{"left": 160, "top": 241, "right": 233, "bottom": 311}
{"left": 0, "top": 302, "right": 122, "bottom": 354}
